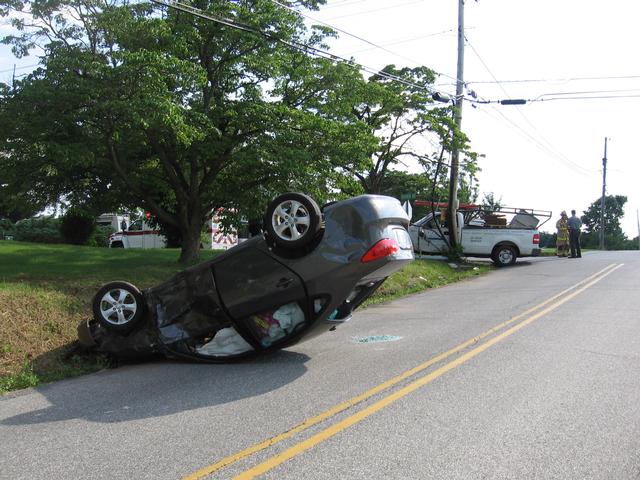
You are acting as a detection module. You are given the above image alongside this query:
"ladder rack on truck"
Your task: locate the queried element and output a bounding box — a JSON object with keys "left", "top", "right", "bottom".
{"left": 413, "top": 201, "right": 552, "bottom": 230}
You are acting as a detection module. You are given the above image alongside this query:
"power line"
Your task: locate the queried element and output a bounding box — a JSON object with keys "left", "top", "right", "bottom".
{"left": 268, "top": 0, "right": 417, "bottom": 63}
{"left": 464, "top": 35, "right": 590, "bottom": 176}
{"left": 341, "top": 29, "right": 455, "bottom": 56}
{"left": 149, "top": 0, "right": 455, "bottom": 98}
{"left": 267, "top": 0, "right": 460, "bottom": 84}
{"left": 321, "top": 0, "right": 424, "bottom": 21}
{"left": 533, "top": 94, "right": 640, "bottom": 102}
{"left": 470, "top": 93, "right": 640, "bottom": 104}
{"left": 465, "top": 74, "right": 640, "bottom": 85}
{"left": 533, "top": 88, "right": 640, "bottom": 100}
{"left": 320, "top": 0, "right": 370, "bottom": 11}
{"left": 476, "top": 104, "right": 596, "bottom": 177}
{"left": 0, "top": 64, "right": 40, "bottom": 75}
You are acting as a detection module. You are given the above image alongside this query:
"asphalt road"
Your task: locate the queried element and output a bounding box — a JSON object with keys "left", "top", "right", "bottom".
{"left": 2, "top": 251, "right": 640, "bottom": 479}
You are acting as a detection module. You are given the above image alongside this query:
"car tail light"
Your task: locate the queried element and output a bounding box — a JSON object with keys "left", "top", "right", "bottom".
{"left": 533, "top": 233, "right": 540, "bottom": 245}
{"left": 361, "top": 238, "right": 399, "bottom": 263}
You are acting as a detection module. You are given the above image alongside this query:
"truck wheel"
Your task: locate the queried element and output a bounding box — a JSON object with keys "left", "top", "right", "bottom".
{"left": 492, "top": 245, "right": 517, "bottom": 267}
{"left": 264, "top": 192, "right": 321, "bottom": 249}
{"left": 110, "top": 241, "right": 124, "bottom": 248}
{"left": 92, "top": 281, "right": 145, "bottom": 333}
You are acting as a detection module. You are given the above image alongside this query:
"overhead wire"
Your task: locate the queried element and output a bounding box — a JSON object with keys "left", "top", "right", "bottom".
{"left": 465, "top": 74, "right": 640, "bottom": 85}
{"left": 149, "top": 0, "right": 456, "bottom": 98}
{"left": 341, "top": 28, "right": 455, "bottom": 56}
{"left": 475, "top": 103, "right": 595, "bottom": 178}
{"left": 464, "top": 35, "right": 597, "bottom": 175}
{"left": 321, "top": 0, "right": 424, "bottom": 21}
{"left": 0, "top": 64, "right": 41, "bottom": 75}
{"left": 534, "top": 94, "right": 640, "bottom": 102}
{"left": 319, "top": 0, "right": 370, "bottom": 11}
{"left": 266, "top": 0, "right": 460, "bottom": 84}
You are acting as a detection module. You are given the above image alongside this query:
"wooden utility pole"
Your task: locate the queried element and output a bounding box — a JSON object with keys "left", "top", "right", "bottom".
{"left": 636, "top": 209, "right": 639, "bottom": 251}
{"left": 599, "top": 137, "right": 607, "bottom": 250}
{"left": 447, "top": 0, "right": 465, "bottom": 250}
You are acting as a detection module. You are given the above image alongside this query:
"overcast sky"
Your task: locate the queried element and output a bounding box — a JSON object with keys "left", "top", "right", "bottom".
{"left": 2, "top": 0, "right": 639, "bottom": 237}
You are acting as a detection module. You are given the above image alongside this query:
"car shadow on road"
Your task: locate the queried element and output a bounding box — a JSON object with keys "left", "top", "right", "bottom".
{"left": 1, "top": 350, "right": 310, "bottom": 426}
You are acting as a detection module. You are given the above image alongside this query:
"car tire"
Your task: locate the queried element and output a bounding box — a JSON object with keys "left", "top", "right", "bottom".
{"left": 92, "top": 281, "right": 145, "bottom": 333}
{"left": 264, "top": 192, "right": 322, "bottom": 249}
{"left": 492, "top": 244, "right": 517, "bottom": 267}
{"left": 110, "top": 242, "right": 124, "bottom": 248}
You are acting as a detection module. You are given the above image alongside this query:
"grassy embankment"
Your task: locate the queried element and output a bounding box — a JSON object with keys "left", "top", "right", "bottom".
{"left": 0, "top": 241, "right": 490, "bottom": 393}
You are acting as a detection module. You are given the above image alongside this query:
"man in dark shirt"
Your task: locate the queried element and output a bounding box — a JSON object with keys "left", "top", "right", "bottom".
{"left": 568, "top": 210, "right": 582, "bottom": 258}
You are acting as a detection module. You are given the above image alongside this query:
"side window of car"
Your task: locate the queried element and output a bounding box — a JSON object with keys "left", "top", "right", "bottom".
{"left": 128, "top": 220, "right": 142, "bottom": 231}
{"left": 244, "top": 301, "right": 307, "bottom": 347}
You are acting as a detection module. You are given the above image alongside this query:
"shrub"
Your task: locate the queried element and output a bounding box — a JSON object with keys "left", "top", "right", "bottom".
{"left": 90, "top": 225, "right": 113, "bottom": 247}
{"left": 0, "top": 218, "right": 15, "bottom": 240}
{"left": 14, "top": 216, "right": 62, "bottom": 243}
{"left": 60, "top": 210, "right": 96, "bottom": 245}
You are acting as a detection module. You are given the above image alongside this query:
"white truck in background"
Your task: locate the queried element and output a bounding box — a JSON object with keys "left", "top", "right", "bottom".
{"left": 103, "top": 213, "right": 246, "bottom": 249}
{"left": 107, "top": 217, "right": 167, "bottom": 249}
{"left": 408, "top": 206, "right": 551, "bottom": 266}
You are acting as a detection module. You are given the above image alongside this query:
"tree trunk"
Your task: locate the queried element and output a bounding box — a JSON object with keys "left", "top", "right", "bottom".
{"left": 178, "top": 221, "right": 203, "bottom": 265}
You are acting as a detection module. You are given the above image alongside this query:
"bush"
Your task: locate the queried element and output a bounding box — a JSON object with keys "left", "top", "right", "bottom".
{"left": 0, "top": 218, "right": 15, "bottom": 240}
{"left": 90, "top": 225, "right": 113, "bottom": 247}
{"left": 14, "top": 216, "right": 62, "bottom": 244}
{"left": 60, "top": 210, "right": 96, "bottom": 245}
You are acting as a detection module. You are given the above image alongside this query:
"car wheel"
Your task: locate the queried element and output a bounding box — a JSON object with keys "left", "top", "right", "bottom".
{"left": 92, "top": 281, "right": 145, "bottom": 333}
{"left": 110, "top": 242, "right": 124, "bottom": 248}
{"left": 492, "top": 245, "right": 517, "bottom": 267}
{"left": 264, "top": 192, "right": 321, "bottom": 249}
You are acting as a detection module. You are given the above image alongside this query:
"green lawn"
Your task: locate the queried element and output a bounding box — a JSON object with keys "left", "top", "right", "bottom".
{"left": 0, "top": 241, "right": 490, "bottom": 393}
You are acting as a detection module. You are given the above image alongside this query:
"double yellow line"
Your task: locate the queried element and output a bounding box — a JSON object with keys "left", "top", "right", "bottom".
{"left": 184, "top": 263, "right": 622, "bottom": 480}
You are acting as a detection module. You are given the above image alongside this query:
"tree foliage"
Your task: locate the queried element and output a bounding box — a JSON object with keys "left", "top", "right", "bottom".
{"left": 340, "top": 65, "right": 477, "bottom": 198}
{"left": 580, "top": 194, "right": 636, "bottom": 250}
{"left": 0, "top": 0, "right": 370, "bottom": 261}
{"left": 0, "top": 0, "right": 475, "bottom": 262}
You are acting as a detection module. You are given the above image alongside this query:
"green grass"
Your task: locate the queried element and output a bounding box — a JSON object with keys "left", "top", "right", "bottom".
{"left": 0, "top": 241, "right": 490, "bottom": 394}
{"left": 367, "top": 260, "right": 486, "bottom": 305}
{"left": 0, "top": 241, "right": 221, "bottom": 283}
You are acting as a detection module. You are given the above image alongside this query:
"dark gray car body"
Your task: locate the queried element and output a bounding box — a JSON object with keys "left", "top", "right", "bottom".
{"left": 79, "top": 195, "right": 413, "bottom": 361}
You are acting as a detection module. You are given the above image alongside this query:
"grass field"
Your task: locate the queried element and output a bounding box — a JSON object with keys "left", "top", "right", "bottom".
{"left": 0, "top": 241, "right": 490, "bottom": 394}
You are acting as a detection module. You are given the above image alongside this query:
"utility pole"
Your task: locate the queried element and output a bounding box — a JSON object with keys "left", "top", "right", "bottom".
{"left": 636, "top": 209, "right": 639, "bottom": 251}
{"left": 447, "top": 0, "right": 465, "bottom": 250}
{"left": 599, "top": 137, "right": 608, "bottom": 250}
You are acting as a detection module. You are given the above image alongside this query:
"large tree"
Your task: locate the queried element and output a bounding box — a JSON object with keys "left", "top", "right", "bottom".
{"left": 0, "top": 0, "right": 374, "bottom": 262}
{"left": 580, "top": 194, "right": 630, "bottom": 250}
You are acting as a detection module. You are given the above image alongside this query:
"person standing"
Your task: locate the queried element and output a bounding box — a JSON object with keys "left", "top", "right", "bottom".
{"left": 556, "top": 211, "right": 569, "bottom": 257}
{"left": 568, "top": 209, "right": 582, "bottom": 258}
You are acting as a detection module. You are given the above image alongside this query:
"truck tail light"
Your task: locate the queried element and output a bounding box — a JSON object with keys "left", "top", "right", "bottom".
{"left": 361, "top": 238, "right": 398, "bottom": 263}
{"left": 533, "top": 233, "right": 540, "bottom": 245}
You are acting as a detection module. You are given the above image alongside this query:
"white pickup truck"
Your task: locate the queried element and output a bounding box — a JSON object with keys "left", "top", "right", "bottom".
{"left": 408, "top": 207, "right": 551, "bottom": 266}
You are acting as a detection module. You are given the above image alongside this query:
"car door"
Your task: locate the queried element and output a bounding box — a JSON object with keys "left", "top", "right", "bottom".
{"left": 416, "top": 216, "right": 448, "bottom": 254}
{"left": 126, "top": 219, "right": 143, "bottom": 248}
{"left": 213, "top": 248, "right": 310, "bottom": 348}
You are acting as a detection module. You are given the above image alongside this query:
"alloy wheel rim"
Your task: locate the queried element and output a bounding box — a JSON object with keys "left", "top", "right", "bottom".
{"left": 99, "top": 288, "right": 137, "bottom": 325}
{"left": 271, "top": 200, "right": 311, "bottom": 242}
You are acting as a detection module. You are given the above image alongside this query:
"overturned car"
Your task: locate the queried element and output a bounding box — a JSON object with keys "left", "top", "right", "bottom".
{"left": 78, "top": 193, "right": 414, "bottom": 362}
